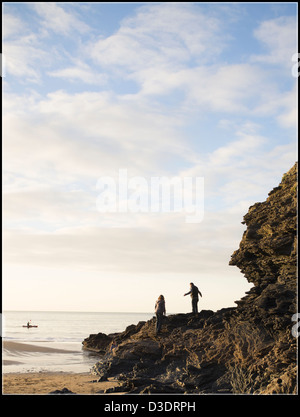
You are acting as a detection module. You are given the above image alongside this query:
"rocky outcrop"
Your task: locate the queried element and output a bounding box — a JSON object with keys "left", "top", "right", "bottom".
{"left": 230, "top": 162, "right": 297, "bottom": 291}
{"left": 83, "top": 163, "right": 298, "bottom": 394}
{"left": 82, "top": 332, "right": 113, "bottom": 354}
{"left": 49, "top": 387, "right": 76, "bottom": 395}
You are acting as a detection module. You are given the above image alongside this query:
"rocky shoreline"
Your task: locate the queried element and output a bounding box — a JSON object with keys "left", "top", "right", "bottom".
{"left": 83, "top": 163, "right": 298, "bottom": 394}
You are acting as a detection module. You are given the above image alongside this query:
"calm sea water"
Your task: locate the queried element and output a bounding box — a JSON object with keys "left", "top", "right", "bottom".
{"left": 2, "top": 311, "right": 153, "bottom": 373}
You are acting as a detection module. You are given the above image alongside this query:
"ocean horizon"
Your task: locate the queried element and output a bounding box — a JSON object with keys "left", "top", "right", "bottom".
{"left": 2, "top": 310, "right": 154, "bottom": 374}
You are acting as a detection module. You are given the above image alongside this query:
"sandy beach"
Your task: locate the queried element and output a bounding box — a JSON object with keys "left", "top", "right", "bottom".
{"left": 2, "top": 338, "right": 123, "bottom": 395}
{"left": 2, "top": 372, "right": 121, "bottom": 395}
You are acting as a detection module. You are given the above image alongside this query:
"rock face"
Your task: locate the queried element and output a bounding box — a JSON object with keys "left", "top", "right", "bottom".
{"left": 230, "top": 162, "right": 297, "bottom": 292}
{"left": 83, "top": 163, "right": 298, "bottom": 394}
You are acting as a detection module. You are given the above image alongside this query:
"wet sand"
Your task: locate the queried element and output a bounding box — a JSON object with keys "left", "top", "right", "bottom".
{"left": 3, "top": 340, "right": 78, "bottom": 354}
{"left": 2, "top": 340, "right": 122, "bottom": 394}
{"left": 2, "top": 372, "right": 121, "bottom": 395}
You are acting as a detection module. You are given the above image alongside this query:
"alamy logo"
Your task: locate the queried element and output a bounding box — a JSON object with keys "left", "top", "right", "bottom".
{"left": 96, "top": 169, "right": 204, "bottom": 224}
{"left": 291, "top": 52, "right": 299, "bottom": 78}
{"left": 291, "top": 313, "right": 300, "bottom": 338}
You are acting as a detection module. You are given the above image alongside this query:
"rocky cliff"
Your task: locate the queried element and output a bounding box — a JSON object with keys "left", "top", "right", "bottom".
{"left": 83, "top": 163, "right": 298, "bottom": 394}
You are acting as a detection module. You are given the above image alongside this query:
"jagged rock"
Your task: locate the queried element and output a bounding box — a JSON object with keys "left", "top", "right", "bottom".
{"left": 83, "top": 163, "right": 297, "bottom": 394}
{"left": 49, "top": 387, "right": 75, "bottom": 394}
{"left": 229, "top": 163, "right": 297, "bottom": 291}
{"left": 82, "top": 321, "right": 148, "bottom": 355}
{"left": 82, "top": 332, "right": 112, "bottom": 354}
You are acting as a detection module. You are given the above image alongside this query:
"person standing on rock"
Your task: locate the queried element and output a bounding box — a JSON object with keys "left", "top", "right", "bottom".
{"left": 184, "top": 283, "right": 202, "bottom": 314}
{"left": 155, "top": 295, "right": 166, "bottom": 335}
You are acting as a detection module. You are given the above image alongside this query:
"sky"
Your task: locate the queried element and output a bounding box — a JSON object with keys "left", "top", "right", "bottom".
{"left": 2, "top": 2, "right": 298, "bottom": 313}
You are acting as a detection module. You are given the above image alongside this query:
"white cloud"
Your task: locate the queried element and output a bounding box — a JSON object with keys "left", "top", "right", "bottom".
{"left": 209, "top": 132, "right": 267, "bottom": 167}
{"left": 251, "top": 16, "right": 297, "bottom": 67}
{"left": 48, "top": 61, "right": 107, "bottom": 85}
{"left": 89, "top": 3, "right": 226, "bottom": 79}
{"left": 3, "top": 89, "right": 190, "bottom": 187}
{"left": 2, "top": 209, "right": 244, "bottom": 274}
{"left": 180, "top": 123, "right": 296, "bottom": 211}
{"left": 3, "top": 187, "right": 96, "bottom": 230}
{"left": 3, "top": 4, "right": 90, "bottom": 82}
{"left": 30, "top": 2, "right": 90, "bottom": 36}
{"left": 3, "top": 35, "right": 47, "bottom": 81}
{"left": 2, "top": 13, "right": 27, "bottom": 39}
{"left": 276, "top": 83, "right": 298, "bottom": 128}
{"left": 3, "top": 100, "right": 296, "bottom": 280}
{"left": 87, "top": 4, "right": 296, "bottom": 119}
{"left": 177, "top": 64, "right": 268, "bottom": 113}
{"left": 250, "top": 80, "right": 297, "bottom": 130}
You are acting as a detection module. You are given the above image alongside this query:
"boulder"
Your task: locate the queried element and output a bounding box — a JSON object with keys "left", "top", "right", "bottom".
{"left": 82, "top": 332, "right": 112, "bottom": 354}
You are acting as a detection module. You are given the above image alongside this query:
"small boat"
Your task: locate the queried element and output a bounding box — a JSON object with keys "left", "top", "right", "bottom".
{"left": 22, "top": 325, "right": 38, "bottom": 328}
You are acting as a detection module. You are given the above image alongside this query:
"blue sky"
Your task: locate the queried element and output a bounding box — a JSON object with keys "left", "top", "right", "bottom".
{"left": 3, "top": 2, "right": 298, "bottom": 313}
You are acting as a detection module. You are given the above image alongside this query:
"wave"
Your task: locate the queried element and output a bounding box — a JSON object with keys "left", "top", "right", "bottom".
{"left": 3, "top": 339, "right": 98, "bottom": 374}
{"left": 3, "top": 359, "right": 23, "bottom": 366}
{"left": 3, "top": 341, "right": 78, "bottom": 355}
{"left": 4, "top": 336, "right": 83, "bottom": 343}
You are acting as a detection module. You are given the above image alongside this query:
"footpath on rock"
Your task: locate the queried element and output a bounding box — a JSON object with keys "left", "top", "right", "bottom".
{"left": 83, "top": 163, "right": 298, "bottom": 394}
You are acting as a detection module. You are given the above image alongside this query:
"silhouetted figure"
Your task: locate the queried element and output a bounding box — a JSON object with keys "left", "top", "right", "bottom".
{"left": 184, "top": 283, "right": 202, "bottom": 314}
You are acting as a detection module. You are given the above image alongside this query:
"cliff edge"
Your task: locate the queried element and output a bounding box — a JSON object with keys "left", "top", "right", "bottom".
{"left": 83, "top": 163, "right": 298, "bottom": 394}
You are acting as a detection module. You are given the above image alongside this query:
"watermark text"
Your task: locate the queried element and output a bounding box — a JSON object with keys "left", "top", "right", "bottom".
{"left": 96, "top": 169, "right": 204, "bottom": 223}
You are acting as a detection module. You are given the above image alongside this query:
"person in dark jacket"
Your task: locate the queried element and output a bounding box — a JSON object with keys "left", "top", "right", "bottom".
{"left": 184, "top": 283, "right": 202, "bottom": 314}
{"left": 155, "top": 295, "right": 166, "bottom": 335}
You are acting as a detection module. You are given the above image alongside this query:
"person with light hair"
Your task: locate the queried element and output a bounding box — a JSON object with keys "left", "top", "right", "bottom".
{"left": 155, "top": 295, "right": 166, "bottom": 335}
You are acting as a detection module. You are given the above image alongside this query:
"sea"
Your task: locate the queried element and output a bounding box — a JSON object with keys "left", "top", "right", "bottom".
{"left": 2, "top": 311, "right": 153, "bottom": 374}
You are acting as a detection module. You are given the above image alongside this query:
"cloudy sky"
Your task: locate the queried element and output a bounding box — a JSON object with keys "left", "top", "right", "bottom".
{"left": 3, "top": 2, "right": 297, "bottom": 313}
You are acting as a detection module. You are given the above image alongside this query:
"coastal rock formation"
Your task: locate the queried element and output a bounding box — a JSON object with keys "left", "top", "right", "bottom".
{"left": 83, "top": 163, "right": 298, "bottom": 394}
{"left": 82, "top": 332, "right": 113, "bottom": 354}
